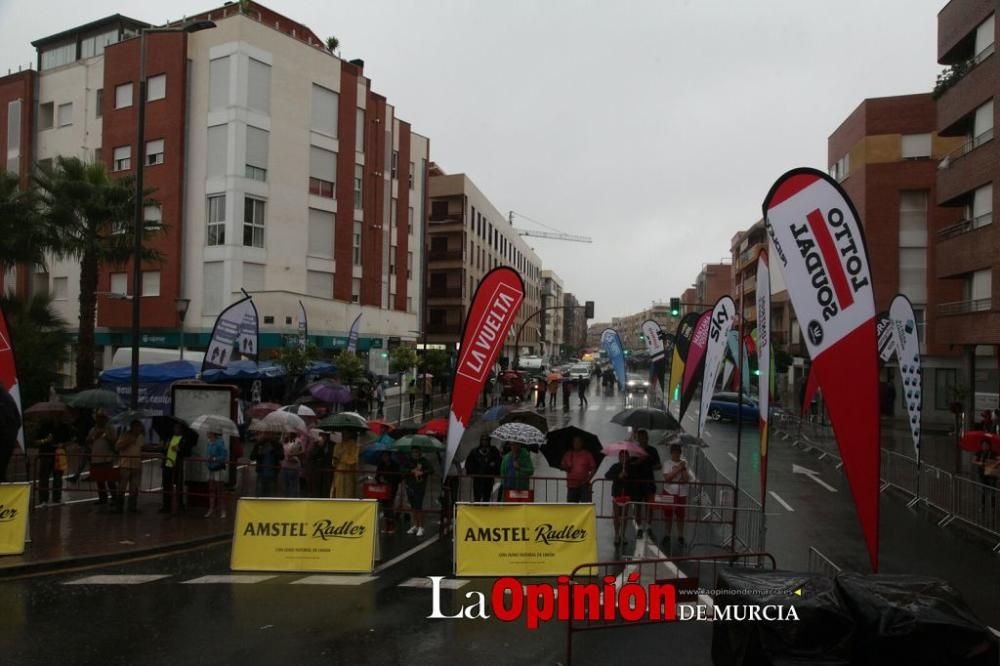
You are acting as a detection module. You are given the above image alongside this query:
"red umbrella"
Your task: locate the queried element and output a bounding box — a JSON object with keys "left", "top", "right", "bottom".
{"left": 601, "top": 440, "right": 648, "bottom": 457}
{"left": 418, "top": 418, "right": 448, "bottom": 437}
{"left": 367, "top": 419, "right": 395, "bottom": 435}
{"left": 247, "top": 402, "right": 281, "bottom": 420}
{"left": 960, "top": 431, "right": 1000, "bottom": 454}
{"left": 23, "top": 401, "right": 70, "bottom": 419}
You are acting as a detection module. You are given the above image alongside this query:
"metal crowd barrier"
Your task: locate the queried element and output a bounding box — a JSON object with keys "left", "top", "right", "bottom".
{"left": 806, "top": 546, "right": 842, "bottom": 577}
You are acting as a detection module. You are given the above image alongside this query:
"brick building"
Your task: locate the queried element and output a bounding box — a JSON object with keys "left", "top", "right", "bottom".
{"left": 829, "top": 92, "right": 967, "bottom": 422}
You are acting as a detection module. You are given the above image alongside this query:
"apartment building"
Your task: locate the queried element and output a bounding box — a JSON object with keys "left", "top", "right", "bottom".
{"left": 0, "top": 3, "right": 429, "bottom": 379}
{"left": 562, "top": 292, "right": 588, "bottom": 353}
{"left": 611, "top": 301, "right": 677, "bottom": 351}
{"left": 540, "top": 270, "right": 564, "bottom": 363}
{"left": 693, "top": 262, "right": 732, "bottom": 309}
{"left": 425, "top": 169, "right": 542, "bottom": 362}
{"left": 934, "top": 2, "right": 999, "bottom": 414}
{"left": 829, "top": 92, "right": 967, "bottom": 422}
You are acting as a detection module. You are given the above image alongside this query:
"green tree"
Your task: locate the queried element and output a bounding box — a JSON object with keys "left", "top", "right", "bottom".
{"left": 273, "top": 343, "right": 319, "bottom": 401}
{"left": 335, "top": 351, "right": 366, "bottom": 388}
{"left": 326, "top": 35, "right": 339, "bottom": 52}
{"left": 35, "top": 157, "right": 161, "bottom": 389}
{"left": 389, "top": 345, "right": 418, "bottom": 374}
{"left": 420, "top": 349, "right": 450, "bottom": 378}
{"left": 0, "top": 293, "right": 69, "bottom": 406}
{"left": 0, "top": 172, "right": 55, "bottom": 270}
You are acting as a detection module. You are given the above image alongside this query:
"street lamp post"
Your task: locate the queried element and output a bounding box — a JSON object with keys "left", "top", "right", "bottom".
{"left": 176, "top": 297, "right": 191, "bottom": 361}
{"left": 128, "top": 20, "right": 215, "bottom": 409}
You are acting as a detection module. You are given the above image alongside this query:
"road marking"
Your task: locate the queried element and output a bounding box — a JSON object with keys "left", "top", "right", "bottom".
{"left": 727, "top": 452, "right": 738, "bottom": 462}
{"left": 64, "top": 574, "right": 170, "bottom": 585}
{"left": 373, "top": 534, "right": 440, "bottom": 573}
{"left": 792, "top": 464, "right": 837, "bottom": 492}
{"left": 292, "top": 575, "right": 376, "bottom": 586}
{"left": 399, "top": 577, "right": 469, "bottom": 590}
{"left": 989, "top": 626, "right": 1000, "bottom": 639}
{"left": 768, "top": 491, "right": 794, "bottom": 512}
{"left": 183, "top": 575, "right": 276, "bottom": 584}
{"left": 703, "top": 431, "right": 713, "bottom": 438}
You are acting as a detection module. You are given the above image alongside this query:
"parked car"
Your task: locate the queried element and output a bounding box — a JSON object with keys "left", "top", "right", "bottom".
{"left": 518, "top": 355, "right": 544, "bottom": 371}
{"left": 706, "top": 392, "right": 760, "bottom": 422}
{"left": 567, "top": 364, "right": 591, "bottom": 380}
{"left": 625, "top": 374, "right": 650, "bottom": 394}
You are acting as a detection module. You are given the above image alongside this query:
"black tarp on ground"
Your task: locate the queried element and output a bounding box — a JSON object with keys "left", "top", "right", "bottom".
{"left": 712, "top": 568, "right": 855, "bottom": 666}
{"left": 836, "top": 573, "right": 998, "bottom": 666}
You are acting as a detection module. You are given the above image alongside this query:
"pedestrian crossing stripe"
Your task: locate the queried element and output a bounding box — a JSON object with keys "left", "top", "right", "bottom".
{"left": 64, "top": 574, "right": 170, "bottom": 585}
{"left": 61, "top": 573, "right": 475, "bottom": 587}
{"left": 292, "top": 575, "right": 375, "bottom": 586}
{"left": 183, "top": 575, "right": 276, "bottom": 584}
{"left": 398, "top": 577, "right": 469, "bottom": 590}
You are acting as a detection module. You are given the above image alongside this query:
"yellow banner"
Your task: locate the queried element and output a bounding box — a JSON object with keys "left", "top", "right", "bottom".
{"left": 0, "top": 483, "right": 30, "bottom": 556}
{"left": 455, "top": 503, "right": 597, "bottom": 576}
{"left": 230, "top": 498, "right": 377, "bottom": 573}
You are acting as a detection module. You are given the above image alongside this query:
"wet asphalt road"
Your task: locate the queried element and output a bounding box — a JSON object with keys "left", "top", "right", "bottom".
{"left": 2, "top": 385, "right": 998, "bottom": 664}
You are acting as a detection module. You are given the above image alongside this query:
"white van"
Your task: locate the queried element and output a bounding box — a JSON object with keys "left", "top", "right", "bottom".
{"left": 109, "top": 347, "right": 203, "bottom": 368}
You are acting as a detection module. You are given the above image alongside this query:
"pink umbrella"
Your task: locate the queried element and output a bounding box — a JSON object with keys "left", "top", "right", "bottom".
{"left": 601, "top": 440, "right": 648, "bottom": 458}
{"left": 247, "top": 402, "right": 281, "bottom": 420}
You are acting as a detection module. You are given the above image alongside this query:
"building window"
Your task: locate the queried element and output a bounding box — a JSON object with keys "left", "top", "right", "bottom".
{"left": 389, "top": 244, "right": 397, "bottom": 274}
{"left": 973, "top": 100, "right": 994, "bottom": 147}
{"left": 80, "top": 30, "right": 117, "bottom": 59}
{"left": 57, "top": 102, "right": 72, "bottom": 127}
{"left": 352, "top": 278, "right": 361, "bottom": 303}
{"left": 409, "top": 162, "right": 415, "bottom": 189}
{"left": 309, "top": 146, "right": 336, "bottom": 197}
{"left": 147, "top": 74, "right": 166, "bottom": 102}
{"left": 247, "top": 59, "right": 271, "bottom": 114}
{"left": 308, "top": 209, "right": 334, "bottom": 258}
{"left": 142, "top": 271, "right": 160, "bottom": 297}
{"left": 899, "top": 191, "right": 928, "bottom": 303}
{"left": 391, "top": 150, "right": 399, "bottom": 179}
{"left": 901, "top": 133, "right": 931, "bottom": 159}
{"left": 52, "top": 277, "right": 68, "bottom": 300}
{"left": 146, "top": 139, "right": 164, "bottom": 166}
{"left": 39, "top": 102, "right": 54, "bottom": 130}
{"left": 115, "top": 83, "right": 133, "bottom": 109}
{"left": 310, "top": 84, "right": 338, "bottom": 137}
{"left": 112, "top": 145, "right": 131, "bottom": 171}
{"left": 209, "top": 57, "right": 230, "bottom": 110}
{"left": 407, "top": 296, "right": 413, "bottom": 313}
{"left": 95, "top": 89, "right": 103, "bottom": 117}
{"left": 6, "top": 99, "right": 21, "bottom": 175}
{"left": 970, "top": 184, "right": 993, "bottom": 228}
{"left": 40, "top": 43, "right": 76, "bottom": 70}
{"left": 203, "top": 262, "right": 224, "bottom": 315}
{"left": 408, "top": 206, "right": 414, "bottom": 231}
{"left": 353, "top": 222, "right": 362, "bottom": 265}
{"left": 307, "top": 270, "right": 333, "bottom": 298}
{"left": 391, "top": 199, "right": 398, "bottom": 228}
{"left": 355, "top": 108, "right": 365, "bottom": 152}
{"left": 207, "top": 125, "right": 227, "bottom": 178}
{"left": 144, "top": 204, "right": 162, "bottom": 229}
{"left": 110, "top": 272, "right": 128, "bottom": 296}
{"left": 968, "top": 268, "right": 992, "bottom": 303}
{"left": 934, "top": 368, "right": 958, "bottom": 410}
{"left": 975, "top": 14, "right": 996, "bottom": 61}
{"left": 243, "top": 263, "right": 265, "bottom": 292}
{"left": 207, "top": 195, "right": 226, "bottom": 246}
{"left": 243, "top": 197, "right": 266, "bottom": 248}
{"left": 407, "top": 251, "right": 413, "bottom": 279}
{"left": 245, "top": 126, "right": 269, "bottom": 181}
{"left": 353, "top": 165, "right": 363, "bottom": 209}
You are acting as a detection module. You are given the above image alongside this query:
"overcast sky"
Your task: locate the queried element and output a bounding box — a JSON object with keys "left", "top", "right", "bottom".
{"left": 0, "top": 0, "right": 946, "bottom": 321}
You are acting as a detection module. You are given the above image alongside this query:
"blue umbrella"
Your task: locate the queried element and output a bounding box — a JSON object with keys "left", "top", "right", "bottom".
{"left": 482, "top": 404, "right": 511, "bottom": 422}
{"left": 361, "top": 433, "right": 395, "bottom": 465}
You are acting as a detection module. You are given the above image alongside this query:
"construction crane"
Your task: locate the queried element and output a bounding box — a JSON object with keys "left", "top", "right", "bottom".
{"left": 508, "top": 210, "right": 592, "bottom": 243}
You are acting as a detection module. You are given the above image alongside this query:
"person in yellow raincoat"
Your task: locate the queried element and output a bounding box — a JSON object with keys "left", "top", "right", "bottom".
{"left": 331, "top": 431, "right": 360, "bottom": 498}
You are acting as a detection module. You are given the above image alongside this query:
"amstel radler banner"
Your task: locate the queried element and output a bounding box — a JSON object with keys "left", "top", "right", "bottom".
{"left": 455, "top": 504, "right": 597, "bottom": 576}
{"left": 231, "top": 498, "right": 377, "bottom": 573}
{"left": 0, "top": 483, "right": 30, "bottom": 556}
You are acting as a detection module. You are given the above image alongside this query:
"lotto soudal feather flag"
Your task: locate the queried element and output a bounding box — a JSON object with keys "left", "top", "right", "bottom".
{"left": 667, "top": 312, "right": 700, "bottom": 410}
{"left": 889, "top": 294, "right": 921, "bottom": 457}
{"left": 764, "top": 167, "right": 880, "bottom": 571}
{"left": 297, "top": 301, "right": 308, "bottom": 349}
{"left": 756, "top": 252, "right": 772, "bottom": 499}
{"left": 444, "top": 267, "right": 525, "bottom": 477}
{"left": 698, "top": 296, "right": 736, "bottom": 436}
{"left": 346, "top": 313, "right": 363, "bottom": 354}
{"left": 601, "top": 329, "right": 627, "bottom": 390}
{"left": 203, "top": 294, "right": 259, "bottom": 373}
{"left": 0, "top": 303, "right": 23, "bottom": 450}
{"left": 679, "top": 310, "right": 712, "bottom": 419}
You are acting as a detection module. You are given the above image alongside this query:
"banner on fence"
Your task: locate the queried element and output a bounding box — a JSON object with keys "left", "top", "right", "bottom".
{"left": 230, "top": 498, "right": 377, "bottom": 573}
{"left": 0, "top": 483, "right": 30, "bottom": 556}
{"left": 454, "top": 503, "right": 597, "bottom": 576}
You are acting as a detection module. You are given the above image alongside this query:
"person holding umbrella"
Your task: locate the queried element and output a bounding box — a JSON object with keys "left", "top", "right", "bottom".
{"left": 331, "top": 430, "right": 360, "bottom": 499}
{"left": 113, "top": 420, "right": 145, "bottom": 513}
{"left": 205, "top": 430, "right": 228, "bottom": 518}
{"left": 561, "top": 435, "right": 597, "bottom": 503}
{"left": 605, "top": 450, "right": 631, "bottom": 546}
{"left": 251, "top": 433, "right": 284, "bottom": 498}
{"left": 405, "top": 446, "right": 431, "bottom": 537}
{"left": 534, "top": 377, "right": 547, "bottom": 410}
{"left": 500, "top": 440, "right": 534, "bottom": 499}
{"left": 86, "top": 411, "right": 117, "bottom": 506}
{"left": 160, "top": 421, "right": 196, "bottom": 514}
{"left": 375, "top": 449, "right": 401, "bottom": 534}
{"left": 465, "top": 435, "right": 501, "bottom": 502}
{"left": 628, "top": 429, "right": 661, "bottom": 540}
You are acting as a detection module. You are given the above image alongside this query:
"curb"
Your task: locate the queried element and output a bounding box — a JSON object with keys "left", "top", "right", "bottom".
{"left": 0, "top": 532, "right": 232, "bottom": 578}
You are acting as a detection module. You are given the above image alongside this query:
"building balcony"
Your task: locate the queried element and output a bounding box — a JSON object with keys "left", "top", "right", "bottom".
{"left": 938, "top": 0, "right": 996, "bottom": 64}
{"left": 935, "top": 215, "right": 995, "bottom": 279}
{"left": 426, "top": 321, "right": 461, "bottom": 335}
{"left": 936, "top": 136, "right": 999, "bottom": 205}
{"left": 427, "top": 248, "right": 464, "bottom": 262}
{"left": 427, "top": 285, "right": 462, "bottom": 299}
{"left": 934, "top": 306, "right": 1000, "bottom": 346}
{"left": 428, "top": 211, "right": 464, "bottom": 225}
{"left": 938, "top": 298, "right": 992, "bottom": 317}
{"left": 936, "top": 42, "right": 997, "bottom": 133}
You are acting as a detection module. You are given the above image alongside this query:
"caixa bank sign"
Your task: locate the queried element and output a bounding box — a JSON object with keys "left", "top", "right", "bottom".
{"left": 427, "top": 574, "right": 801, "bottom": 628}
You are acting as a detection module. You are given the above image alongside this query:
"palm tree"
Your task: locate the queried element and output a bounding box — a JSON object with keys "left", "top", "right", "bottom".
{"left": 0, "top": 171, "right": 53, "bottom": 271}
{"left": 34, "top": 156, "right": 161, "bottom": 388}
{"left": 0, "top": 292, "right": 68, "bottom": 406}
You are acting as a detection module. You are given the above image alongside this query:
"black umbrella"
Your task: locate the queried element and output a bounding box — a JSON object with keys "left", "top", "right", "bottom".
{"left": 610, "top": 407, "right": 681, "bottom": 431}
{"left": 500, "top": 409, "right": 548, "bottom": 433}
{"left": 541, "top": 426, "right": 603, "bottom": 469}
{"left": 151, "top": 415, "right": 192, "bottom": 442}
{"left": 388, "top": 425, "right": 421, "bottom": 440}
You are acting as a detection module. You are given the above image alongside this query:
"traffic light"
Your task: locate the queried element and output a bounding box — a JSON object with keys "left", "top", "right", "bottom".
{"left": 670, "top": 297, "right": 680, "bottom": 316}
{"left": 584, "top": 300, "right": 595, "bottom": 318}
{"left": 639, "top": 333, "right": 646, "bottom": 342}
{"left": 380, "top": 351, "right": 389, "bottom": 359}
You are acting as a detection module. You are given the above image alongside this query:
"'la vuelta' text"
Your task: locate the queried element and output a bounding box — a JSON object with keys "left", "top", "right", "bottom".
{"left": 428, "top": 573, "right": 675, "bottom": 629}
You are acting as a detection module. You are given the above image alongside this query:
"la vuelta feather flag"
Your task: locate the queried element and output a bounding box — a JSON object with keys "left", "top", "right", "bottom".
{"left": 698, "top": 296, "right": 736, "bottom": 436}
{"left": 889, "top": 294, "right": 921, "bottom": 457}
{"left": 444, "top": 267, "right": 525, "bottom": 476}
{"left": 0, "top": 303, "right": 23, "bottom": 449}
{"left": 764, "top": 167, "right": 880, "bottom": 571}
{"left": 680, "top": 311, "right": 712, "bottom": 420}
{"left": 668, "top": 312, "right": 700, "bottom": 410}
{"left": 756, "top": 253, "right": 772, "bottom": 499}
